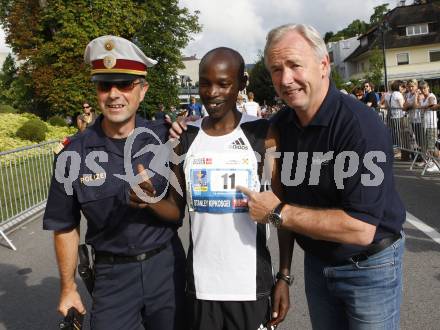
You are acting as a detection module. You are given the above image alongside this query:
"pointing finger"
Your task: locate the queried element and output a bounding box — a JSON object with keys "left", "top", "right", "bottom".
{"left": 136, "top": 164, "right": 156, "bottom": 195}
{"left": 236, "top": 185, "right": 254, "bottom": 198}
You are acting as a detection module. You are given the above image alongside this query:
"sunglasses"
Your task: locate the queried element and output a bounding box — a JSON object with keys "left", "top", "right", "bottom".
{"left": 96, "top": 80, "right": 142, "bottom": 93}
{"left": 83, "top": 105, "right": 91, "bottom": 109}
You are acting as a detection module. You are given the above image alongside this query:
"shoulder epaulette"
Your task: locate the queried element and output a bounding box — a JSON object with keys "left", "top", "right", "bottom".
{"left": 53, "top": 136, "right": 71, "bottom": 154}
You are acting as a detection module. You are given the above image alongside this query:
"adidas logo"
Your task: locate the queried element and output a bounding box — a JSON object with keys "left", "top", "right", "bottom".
{"left": 229, "top": 137, "right": 248, "bottom": 150}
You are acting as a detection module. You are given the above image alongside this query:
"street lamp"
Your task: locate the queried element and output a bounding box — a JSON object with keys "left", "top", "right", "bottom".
{"left": 378, "top": 20, "right": 390, "bottom": 91}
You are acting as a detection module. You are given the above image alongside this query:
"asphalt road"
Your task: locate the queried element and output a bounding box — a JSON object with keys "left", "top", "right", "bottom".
{"left": 0, "top": 160, "right": 439, "bottom": 330}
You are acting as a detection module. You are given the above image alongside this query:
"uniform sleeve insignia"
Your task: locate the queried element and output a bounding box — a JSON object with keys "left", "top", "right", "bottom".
{"left": 103, "top": 55, "right": 116, "bottom": 69}
{"left": 104, "top": 39, "right": 115, "bottom": 51}
{"left": 53, "top": 137, "right": 71, "bottom": 154}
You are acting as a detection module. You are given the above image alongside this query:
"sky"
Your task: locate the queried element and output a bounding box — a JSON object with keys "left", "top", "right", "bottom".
{"left": 180, "top": 0, "right": 392, "bottom": 63}
{"left": 0, "top": 29, "right": 10, "bottom": 52}
{"left": 1, "top": 1, "right": 394, "bottom": 61}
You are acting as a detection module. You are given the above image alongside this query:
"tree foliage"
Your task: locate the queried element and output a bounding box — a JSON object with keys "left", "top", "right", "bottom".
{"left": 328, "top": 19, "right": 369, "bottom": 42}
{"left": 0, "top": 53, "right": 16, "bottom": 88}
{"left": 370, "top": 4, "right": 389, "bottom": 25}
{"left": 0, "top": 0, "right": 200, "bottom": 117}
{"left": 330, "top": 67, "right": 345, "bottom": 90}
{"left": 324, "top": 31, "right": 334, "bottom": 43}
{"left": 247, "top": 55, "right": 276, "bottom": 106}
{"left": 325, "top": 3, "right": 389, "bottom": 42}
{"left": 365, "top": 47, "right": 384, "bottom": 89}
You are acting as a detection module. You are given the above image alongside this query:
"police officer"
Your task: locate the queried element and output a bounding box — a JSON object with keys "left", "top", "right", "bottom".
{"left": 43, "top": 35, "right": 186, "bottom": 330}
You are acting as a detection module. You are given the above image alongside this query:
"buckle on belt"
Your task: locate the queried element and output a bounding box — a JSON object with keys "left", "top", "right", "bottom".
{"left": 94, "top": 244, "right": 167, "bottom": 264}
{"left": 349, "top": 253, "right": 368, "bottom": 263}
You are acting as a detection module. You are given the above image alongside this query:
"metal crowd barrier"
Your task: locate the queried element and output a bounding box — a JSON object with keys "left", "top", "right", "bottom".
{"left": 0, "top": 140, "right": 57, "bottom": 250}
{"left": 376, "top": 107, "right": 440, "bottom": 175}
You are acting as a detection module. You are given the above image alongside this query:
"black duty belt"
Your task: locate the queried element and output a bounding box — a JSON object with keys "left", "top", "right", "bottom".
{"left": 94, "top": 244, "right": 167, "bottom": 264}
{"left": 335, "top": 233, "right": 401, "bottom": 266}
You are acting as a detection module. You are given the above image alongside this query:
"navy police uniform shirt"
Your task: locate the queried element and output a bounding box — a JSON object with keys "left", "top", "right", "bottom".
{"left": 43, "top": 115, "right": 177, "bottom": 255}
{"left": 272, "top": 83, "right": 406, "bottom": 262}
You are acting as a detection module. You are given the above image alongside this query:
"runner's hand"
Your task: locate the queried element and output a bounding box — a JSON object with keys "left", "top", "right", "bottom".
{"left": 268, "top": 280, "right": 290, "bottom": 327}
{"left": 129, "top": 164, "right": 156, "bottom": 208}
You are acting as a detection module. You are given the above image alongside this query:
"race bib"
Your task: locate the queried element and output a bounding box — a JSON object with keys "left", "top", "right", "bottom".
{"left": 186, "top": 153, "right": 258, "bottom": 213}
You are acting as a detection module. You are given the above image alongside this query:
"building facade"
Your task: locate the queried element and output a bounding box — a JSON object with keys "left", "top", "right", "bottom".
{"left": 177, "top": 55, "right": 201, "bottom": 104}
{"left": 345, "top": 1, "right": 440, "bottom": 91}
{"left": 327, "top": 36, "right": 360, "bottom": 81}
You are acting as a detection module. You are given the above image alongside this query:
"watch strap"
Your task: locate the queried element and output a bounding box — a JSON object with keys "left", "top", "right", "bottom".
{"left": 276, "top": 272, "right": 293, "bottom": 286}
{"left": 273, "top": 202, "right": 286, "bottom": 216}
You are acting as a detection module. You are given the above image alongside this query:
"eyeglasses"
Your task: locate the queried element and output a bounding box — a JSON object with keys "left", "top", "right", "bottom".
{"left": 356, "top": 94, "right": 363, "bottom": 97}
{"left": 96, "top": 80, "right": 142, "bottom": 93}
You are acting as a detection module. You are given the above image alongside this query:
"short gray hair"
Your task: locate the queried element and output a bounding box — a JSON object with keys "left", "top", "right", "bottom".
{"left": 264, "top": 24, "right": 328, "bottom": 68}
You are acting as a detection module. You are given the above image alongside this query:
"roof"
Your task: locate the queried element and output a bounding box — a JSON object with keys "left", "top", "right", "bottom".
{"left": 345, "top": 2, "right": 440, "bottom": 62}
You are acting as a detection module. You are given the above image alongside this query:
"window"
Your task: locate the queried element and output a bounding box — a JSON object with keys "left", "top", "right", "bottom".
{"left": 397, "top": 53, "right": 409, "bottom": 65}
{"left": 342, "top": 40, "right": 350, "bottom": 49}
{"left": 406, "top": 24, "right": 429, "bottom": 36}
{"left": 329, "top": 51, "right": 334, "bottom": 63}
{"left": 429, "top": 50, "right": 440, "bottom": 62}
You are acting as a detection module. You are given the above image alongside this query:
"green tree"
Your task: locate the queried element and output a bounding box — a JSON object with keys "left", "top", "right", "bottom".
{"left": 0, "top": 54, "right": 16, "bottom": 87}
{"left": 324, "top": 31, "right": 334, "bottom": 43}
{"left": 369, "top": 4, "right": 389, "bottom": 25}
{"left": 0, "top": 0, "right": 200, "bottom": 118}
{"left": 0, "top": 53, "right": 17, "bottom": 104}
{"left": 330, "top": 67, "right": 345, "bottom": 90}
{"left": 330, "top": 19, "right": 369, "bottom": 41}
{"left": 247, "top": 55, "right": 276, "bottom": 106}
{"left": 365, "top": 47, "right": 384, "bottom": 89}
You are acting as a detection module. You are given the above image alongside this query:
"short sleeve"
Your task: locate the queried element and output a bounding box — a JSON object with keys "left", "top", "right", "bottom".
{"left": 338, "top": 113, "right": 394, "bottom": 226}
{"left": 43, "top": 156, "right": 81, "bottom": 231}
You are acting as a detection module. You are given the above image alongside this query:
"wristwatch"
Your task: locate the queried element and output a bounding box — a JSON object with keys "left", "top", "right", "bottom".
{"left": 266, "top": 202, "right": 286, "bottom": 228}
{"left": 276, "top": 272, "right": 294, "bottom": 286}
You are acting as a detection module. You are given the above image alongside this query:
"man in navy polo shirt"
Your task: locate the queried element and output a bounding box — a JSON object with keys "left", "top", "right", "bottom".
{"left": 240, "top": 24, "right": 406, "bottom": 329}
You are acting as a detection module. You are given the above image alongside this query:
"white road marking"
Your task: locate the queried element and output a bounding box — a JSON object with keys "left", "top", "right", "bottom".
{"left": 394, "top": 175, "right": 420, "bottom": 180}
{"left": 406, "top": 211, "right": 440, "bottom": 245}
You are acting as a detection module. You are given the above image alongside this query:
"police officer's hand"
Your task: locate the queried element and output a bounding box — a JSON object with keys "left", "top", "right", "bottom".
{"left": 268, "top": 280, "right": 290, "bottom": 327}
{"left": 58, "top": 286, "right": 86, "bottom": 317}
{"left": 236, "top": 186, "right": 280, "bottom": 223}
{"left": 129, "top": 164, "right": 156, "bottom": 208}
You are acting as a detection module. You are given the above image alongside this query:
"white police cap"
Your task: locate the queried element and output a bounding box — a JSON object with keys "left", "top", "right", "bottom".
{"left": 84, "top": 35, "right": 157, "bottom": 82}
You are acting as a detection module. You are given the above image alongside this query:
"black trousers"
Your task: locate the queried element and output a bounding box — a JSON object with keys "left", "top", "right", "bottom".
{"left": 90, "top": 237, "right": 186, "bottom": 330}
